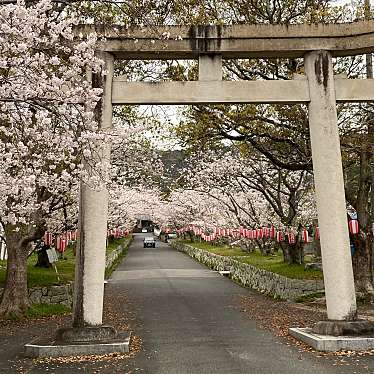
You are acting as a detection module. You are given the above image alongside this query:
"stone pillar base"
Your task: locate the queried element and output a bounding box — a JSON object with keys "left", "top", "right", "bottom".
{"left": 312, "top": 320, "right": 374, "bottom": 336}
{"left": 56, "top": 325, "right": 117, "bottom": 343}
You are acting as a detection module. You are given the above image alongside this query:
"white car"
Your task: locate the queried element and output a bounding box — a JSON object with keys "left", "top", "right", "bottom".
{"left": 144, "top": 237, "right": 156, "bottom": 248}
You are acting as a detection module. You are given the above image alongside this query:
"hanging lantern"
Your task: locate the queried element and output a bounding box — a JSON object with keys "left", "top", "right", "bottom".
{"left": 55, "top": 236, "right": 61, "bottom": 252}
{"left": 349, "top": 220, "right": 359, "bottom": 234}
{"left": 276, "top": 231, "right": 283, "bottom": 242}
{"left": 315, "top": 226, "right": 320, "bottom": 240}
{"left": 256, "top": 228, "right": 263, "bottom": 239}
{"left": 270, "top": 226, "right": 276, "bottom": 239}
{"left": 301, "top": 229, "right": 309, "bottom": 243}
{"left": 288, "top": 232, "right": 296, "bottom": 244}
{"left": 262, "top": 227, "right": 269, "bottom": 238}
{"left": 60, "top": 239, "right": 67, "bottom": 252}
{"left": 43, "top": 232, "right": 52, "bottom": 246}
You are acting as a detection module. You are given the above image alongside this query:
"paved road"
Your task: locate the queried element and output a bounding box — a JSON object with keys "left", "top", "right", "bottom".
{"left": 109, "top": 234, "right": 372, "bottom": 374}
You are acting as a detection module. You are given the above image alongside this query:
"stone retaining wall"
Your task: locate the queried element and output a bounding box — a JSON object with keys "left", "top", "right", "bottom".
{"left": 172, "top": 241, "right": 324, "bottom": 301}
{"left": 29, "top": 284, "right": 73, "bottom": 306}
{"left": 1, "top": 239, "right": 131, "bottom": 306}
{"left": 106, "top": 242, "right": 127, "bottom": 269}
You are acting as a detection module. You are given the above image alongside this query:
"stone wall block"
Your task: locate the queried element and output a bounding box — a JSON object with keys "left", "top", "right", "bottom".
{"left": 173, "top": 242, "right": 325, "bottom": 301}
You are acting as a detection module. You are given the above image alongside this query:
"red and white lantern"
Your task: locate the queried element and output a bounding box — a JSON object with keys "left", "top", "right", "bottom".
{"left": 43, "top": 232, "right": 53, "bottom": 246}
{"left": 315, "top": 226, "right": 320, "bottom": 240}
{"left": 301, "top": 229, "right": 309, "bottom": 243}
{"left": 60, "top": 239, "right": 67, "bottom": 252}
{"left": 276, "top": 231, "right": 283, "bottom": 242}
{"left": 287, "top": 232, "right": 296, "bottom": 244}
{"left": 262, "top": 227, "right": 269, "bottom": 238}
{"left": 348, "top": 220, "right": 359, "bottom": 235}
{"left": 55, "top": 236, "right": 62, "bottom": 252}
{"left": 270, "top": 226, "right": 276, "bottom": 239}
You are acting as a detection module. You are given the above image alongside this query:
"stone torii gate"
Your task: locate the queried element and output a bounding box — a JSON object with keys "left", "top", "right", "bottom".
{"left": 73, "top": 21, "right": 374, "bottom": 349}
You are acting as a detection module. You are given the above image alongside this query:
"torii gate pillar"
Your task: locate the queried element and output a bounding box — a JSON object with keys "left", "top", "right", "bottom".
{"left": 73, "top": 53, "right": 114, "bottom": 329}
{"left": 305, "top": 51, "right": 357, "bottom": 326}
{"left": 56, "top": 53, "right": 118, "bottom": 344}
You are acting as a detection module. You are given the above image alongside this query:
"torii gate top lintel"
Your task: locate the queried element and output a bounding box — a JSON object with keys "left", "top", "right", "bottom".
{"left": 79, "top": 20, "right": 374, "bottom": 59}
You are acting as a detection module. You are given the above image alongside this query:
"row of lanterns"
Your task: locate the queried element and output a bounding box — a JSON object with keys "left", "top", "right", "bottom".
{"left": 43, "top": 227, "right": 130, "bottom": 252}
{"left": 43, "top": 230, "right": 77, "bottom": 252}
{"left": 178, "top": 219, "right": 361, "bottom": 244}
{"left": 107, "top": 228, "right": 130, "bottom": 238}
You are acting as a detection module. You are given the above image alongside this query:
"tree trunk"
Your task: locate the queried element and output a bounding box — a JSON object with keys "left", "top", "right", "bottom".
{"left": 186, "top": 232, "right": 194, "bottom": 242}
{"left": 0, "top": 224, "right": 30, "bottom": 318}
{"left": 280, "top": 241, "right": 304, "bottom": 264}
{"left": 353, "top": 0, "right": 374, "bottom": 296}
{"left": 35, "top": 246, "right": 52, "bottom": 268}
{"left": 352, "top": 235, "right": 374, "bottom": 295}
{"left": 257, "top": 240, "right": 272, "bottom": 255}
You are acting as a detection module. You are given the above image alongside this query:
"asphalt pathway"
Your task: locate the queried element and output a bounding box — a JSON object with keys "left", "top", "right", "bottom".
{"left": 109, "top": 234, "right": 371, "bottom": 374}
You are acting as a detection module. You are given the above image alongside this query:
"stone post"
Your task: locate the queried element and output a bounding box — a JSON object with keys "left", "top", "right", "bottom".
{"left": 199, "top": 54, "right": 222, "bottom": 81}
{"left": 67, "top": 52, "right": 115, "bottom": 340}
{"left": 305, "top": 51, "right": 357, "bottom": 323}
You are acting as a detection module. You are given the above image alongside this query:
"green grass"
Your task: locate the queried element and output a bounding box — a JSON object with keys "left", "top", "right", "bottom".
{"left": 105, "top": 236, "right": 133, "bottom": 279}
{"left": 181, "top": 240, "right": 250, "bottom": 257}
{"left": 295, "top": 291, "right": 325, "bottom": 303}
{"left": 106, "top": 237, "right": 130, "bottom": 254}
{"left": 25, "top": 303, "right": 71, "bottom": 318}
{"left": 181, "top": 240, "right": 323, "bottom": 280}
{"left": 3, "top": 303, "right": 71, "bottom": 321}
{"left": 0, "top": 236, "right": 131, "bottom": 288}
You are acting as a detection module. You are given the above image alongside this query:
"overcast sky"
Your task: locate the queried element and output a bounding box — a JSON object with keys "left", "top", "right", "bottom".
{"left": 336, "top": 0, "right": 373, "bottom": 6}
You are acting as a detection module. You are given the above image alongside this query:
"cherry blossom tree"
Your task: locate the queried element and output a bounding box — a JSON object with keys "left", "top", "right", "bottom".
{"left": 0, "top": 0, "right": 104, "bottom": 316}
{"left": 176, "top": 149, "right": 317, "bottom": 263}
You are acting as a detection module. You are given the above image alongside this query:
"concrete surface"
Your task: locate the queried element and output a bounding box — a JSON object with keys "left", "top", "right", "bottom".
{"left": 73, "top": 52, "right": 114, "bottom": 327}
{"left": 290, "top": 328, "right": 374, "bottom": 352}
{"left": 108, "top": 234, "right": 374, "bottom": 373}
{"left": 24, "top": 333, "right": 130, "bottom": 358}
{"left": 111, "top": 78, "right": 374, "bottom": 105}
{"left": 76, "top": 21, "right": 374, "bottom": 59}
{"left": 306, "top": 50, "right": 357, "bottom": 321}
